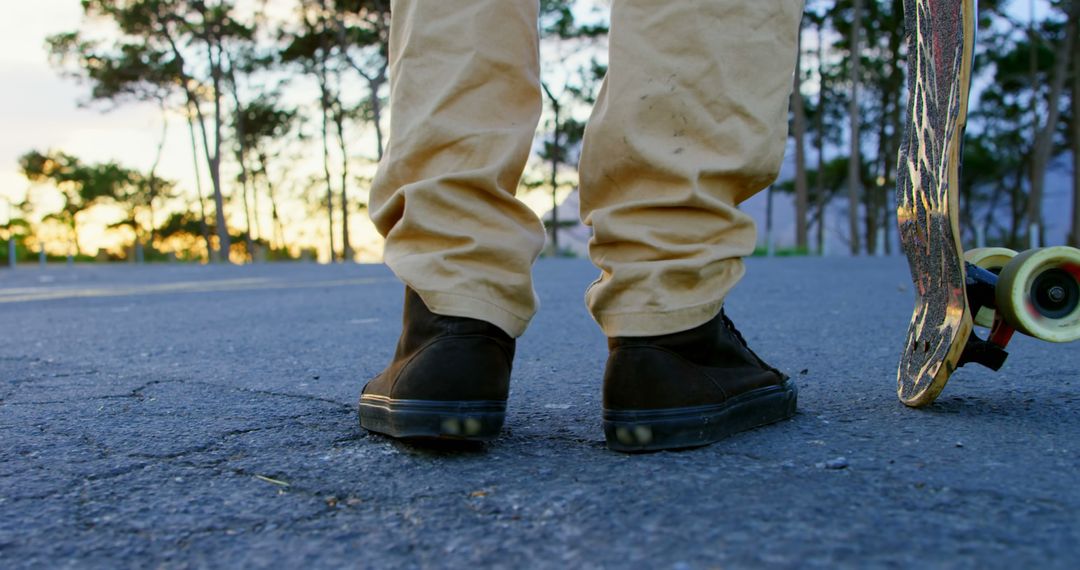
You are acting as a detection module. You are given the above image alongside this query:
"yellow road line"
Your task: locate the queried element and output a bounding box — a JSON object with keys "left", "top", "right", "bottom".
{"left": 0, "top": 277, "right": 390, "bottom": 304}
{"left": 0, "top": 287, "right": 62, "bottom": 297}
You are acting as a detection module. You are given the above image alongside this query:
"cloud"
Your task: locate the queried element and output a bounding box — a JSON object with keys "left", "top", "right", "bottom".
{"left": 0, "top": 0, "right": 82, "bottom": 67}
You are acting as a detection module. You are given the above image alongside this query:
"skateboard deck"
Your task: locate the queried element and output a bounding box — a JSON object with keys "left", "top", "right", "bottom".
{"left": 895, "top": 0, "right": 978, "bottom": 407}
{"left": 896, "top": 0, "right": 1080, "bottom": 407}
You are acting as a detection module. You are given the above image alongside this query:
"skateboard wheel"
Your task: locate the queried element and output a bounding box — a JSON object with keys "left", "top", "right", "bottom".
{"left": 995, "top": 246, "right": 1080, "bottom": 342}
{"left": 964, "top": 247, "right": 1018, "bottom": 327}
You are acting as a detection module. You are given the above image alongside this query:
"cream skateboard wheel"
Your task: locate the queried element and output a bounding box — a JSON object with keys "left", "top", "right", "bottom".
{"left": 995, "top": 246, "right": 1080, "bottom": 342}
{"left": 964, "top": 247, "right": 1018, "bottom": 327}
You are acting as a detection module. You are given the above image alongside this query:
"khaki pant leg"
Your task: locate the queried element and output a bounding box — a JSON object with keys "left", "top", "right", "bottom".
{"left": 370, "top": 0, "right": 545, "bottom": 338}
{"left": 579, "top": 0, "right": 804, "bottom": 337}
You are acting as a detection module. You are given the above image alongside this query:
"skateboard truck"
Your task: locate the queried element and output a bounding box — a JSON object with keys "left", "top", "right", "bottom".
{"left": 957, "top": 262, "right": 1011, "bottom": 371}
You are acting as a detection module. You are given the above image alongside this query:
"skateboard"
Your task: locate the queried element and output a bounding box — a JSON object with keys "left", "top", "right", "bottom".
{"left": 896, "top": 0, "right": 1080, "bottom": 407}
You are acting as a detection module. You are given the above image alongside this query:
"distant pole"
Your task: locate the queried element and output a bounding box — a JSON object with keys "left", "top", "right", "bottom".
{"left": 550, "top": 119, "right": 560, "bottom": 255}
{"left": 765, "top": 185, "right": 775, "bottom": 257}
{"left": 3, "top": 198, "right": 12, "bottom": 268}
{"left": 1027, "top": 0, "right": 1038, "bottom": 250}
{"left": 848, "top": 0, "right": 864, "bottom": 256}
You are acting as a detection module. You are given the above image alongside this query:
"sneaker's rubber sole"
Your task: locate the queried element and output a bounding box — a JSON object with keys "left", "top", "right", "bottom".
{"left": 358, "top": 394, "right": 505, "bottom": 441}
{"left": 602, "top": 379, "right": 798, "bottom": 452}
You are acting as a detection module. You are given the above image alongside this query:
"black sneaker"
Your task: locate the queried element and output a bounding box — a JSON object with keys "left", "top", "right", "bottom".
{"left": 602, "top": 310, "right": 797, "bottom": 452}
{"left": 359, "top": 288, "right": 514, "bottom": 441}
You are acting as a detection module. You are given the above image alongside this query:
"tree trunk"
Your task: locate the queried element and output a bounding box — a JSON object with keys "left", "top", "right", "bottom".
{"left": 227, "top": 71, "right": 257, "bottom": 262}
{"left": 324, "top": 0, "right": 354, "bottom": 261}
{"left": 252, "top": 170, "right": 263, "bottom": 247}
{"left": 542, "top": 82, "right": 560, "bottom": 255}
{"left": 1028, "top": 17, "right": 1077, "bottom": 248}
{"left": 883, "top": 0, "right": 905, "bottom": 256}
{"left": 864, "top": 192, "right": 877, "bottom": 256}
{"left": 1010, "top": 164, "right": 1026, "bottom": 249}
{"left": 314, "top": 8, "right": 338, "bottom": 263}
{"left": 815, "top": 19, "right": 827, "bottom": 256}
{"left": 983, "top": 181, "right": 1006, "bottom": 245}
{"left": 885, "top": 67, "right": 904, "bottom": 253}
{"left": 550, "top": 150, "right": 559, "bottom": 256}
{"left": 335, "top": 106, "right": 353, "bottom": 262}
{"left": 370, "top": 75, "right": 387, "bottom": 161}
{"left": 792, "top": 14, "right": 809, "bottom": 251}
{"left": 371, "top": 11, "right": 390, "bottom": 160}
{"left": 208, "top": 42, "right": 231, "bottom": 263}
{"left": 186, "top": 70, "right": 228, "bottom": 262}
{"left": 1027, "top": 0, "right": 1039, "bottom": 247}
{"left": 870, "top": 80, "right": 892, "bottom": 256}
{"left": 333, "top": 1, "right": 389, "bottom": 161}
{"left": 70, "top": 214, "right": 82, "bottom": 256}
{"left": 159, "top": 17, "right": 226, "bottom": 261}
{"left": 258, "top": 152, "right": 286, "bottom": 251}
{"left": 130, "top": 206, "right": 144, "bottom": 264}
{"left": 1071, "top": 44, "right": 1080, "bottom": 247}
{"left": 320, "top": 85, "right": 337, "bottom": 263}
{"left": 238, "top": 162, "right": 255, "bottom": 261}
{"left": 186, "top": 108, "right": 214, "bottom": 262}
{"left": 847, "top": 0, "right": 863, "bottom": 255}
{"left": 144, "top": 106, "right": 169, "bottom": 261}
{"left": 268, "top": 179, "right": 284, "bottom": 250}
{"left": 766, "top": 184, "right": 775, "bottom": 256}
{"left": 7, "top": 224, "right": 16, "bottom": 269}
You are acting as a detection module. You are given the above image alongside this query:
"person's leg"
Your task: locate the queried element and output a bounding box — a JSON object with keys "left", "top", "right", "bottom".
{"left": 370, "top": 0, "right": 545, "bottom": 338}
{"left": 579, "top": 0, "right": 804, "bottom": 451}
{"left": 581, "top": 0, "right": 802, "bottom": 334}
{"left": 360, "top": 0, "right": 544, "bottom": 441}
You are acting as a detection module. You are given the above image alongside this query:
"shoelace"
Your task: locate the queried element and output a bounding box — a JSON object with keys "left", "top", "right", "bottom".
{"left": 720, "top": 310, "right": 784, "bottom": 376}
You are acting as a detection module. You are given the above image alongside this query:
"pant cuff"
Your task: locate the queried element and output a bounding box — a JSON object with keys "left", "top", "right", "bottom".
{"left": 414, "top": 289, "right": 532, "bottom": 338}
{"left": 592, "top": 297, "right": 725, "bottom": 338}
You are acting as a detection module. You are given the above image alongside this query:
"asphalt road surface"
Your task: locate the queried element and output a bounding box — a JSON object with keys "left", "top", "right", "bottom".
{"left": 2, "top": 257, "right": 1078, "bottom": 568}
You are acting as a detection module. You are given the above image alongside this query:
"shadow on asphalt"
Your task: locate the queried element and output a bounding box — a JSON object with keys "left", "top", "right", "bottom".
{"left": 915, "top": 394, "right": 1039, "bottom": 416}
{"left": 385, "top": 436, "right": 489, "bottom": 456}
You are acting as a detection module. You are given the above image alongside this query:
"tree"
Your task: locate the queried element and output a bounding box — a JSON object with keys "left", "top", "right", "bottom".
{"left": 282, "top": 1, "right": 352, "bottom": 261}
{"left": 334, "top": 0, "right": 392, "bottom": 161}
{"left": 537, "top": 0, "right": 608, "bottom": 255}
{"left": 1026, "top": 2, "right": 1077, "bottom": 247}
{"left": 156, "top": 210, "right": 213, "bottom": 260}
{"left": 973, "top": 4, "right": 1075, "bottom": 247}
{"left": 52, "top": 0, "right": 257, "bottom": 263}
{"left": 47, "top": 24, "right": 185, "bottom": 259}
{"left": 1071, "top": 31, "right": 1080, "bottom": 246}
{"left": 791, "top": 11, "right": 810, "bottom": 252}
{"left": 809, "top": 6, "right": 834, "bottom": 255}
{"left": 110, "top": 170, "right": 177, "bottom": 261}
{"left": 237, "top": 97, "right": 299, "bottom": 251}
{"left": 847, "top": 0, "right": 864, "bottom": 255}
{"left": 858, "top": 0, "right": 905, "bottom": 256}
{"left": 19, "top": 151, "right": 121, "bottom": 257}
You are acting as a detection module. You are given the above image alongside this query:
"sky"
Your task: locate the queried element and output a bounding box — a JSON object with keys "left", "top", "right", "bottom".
{"left": 0, "top": 0, "right": 1070, "bottom": 260}
{"left": 1, "top": 1, "right": 96, "bottom": 208}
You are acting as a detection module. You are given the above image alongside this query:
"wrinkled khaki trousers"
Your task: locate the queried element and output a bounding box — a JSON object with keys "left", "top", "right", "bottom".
{"left": 371, "top": 0, "right": 803, "bottom": 338}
